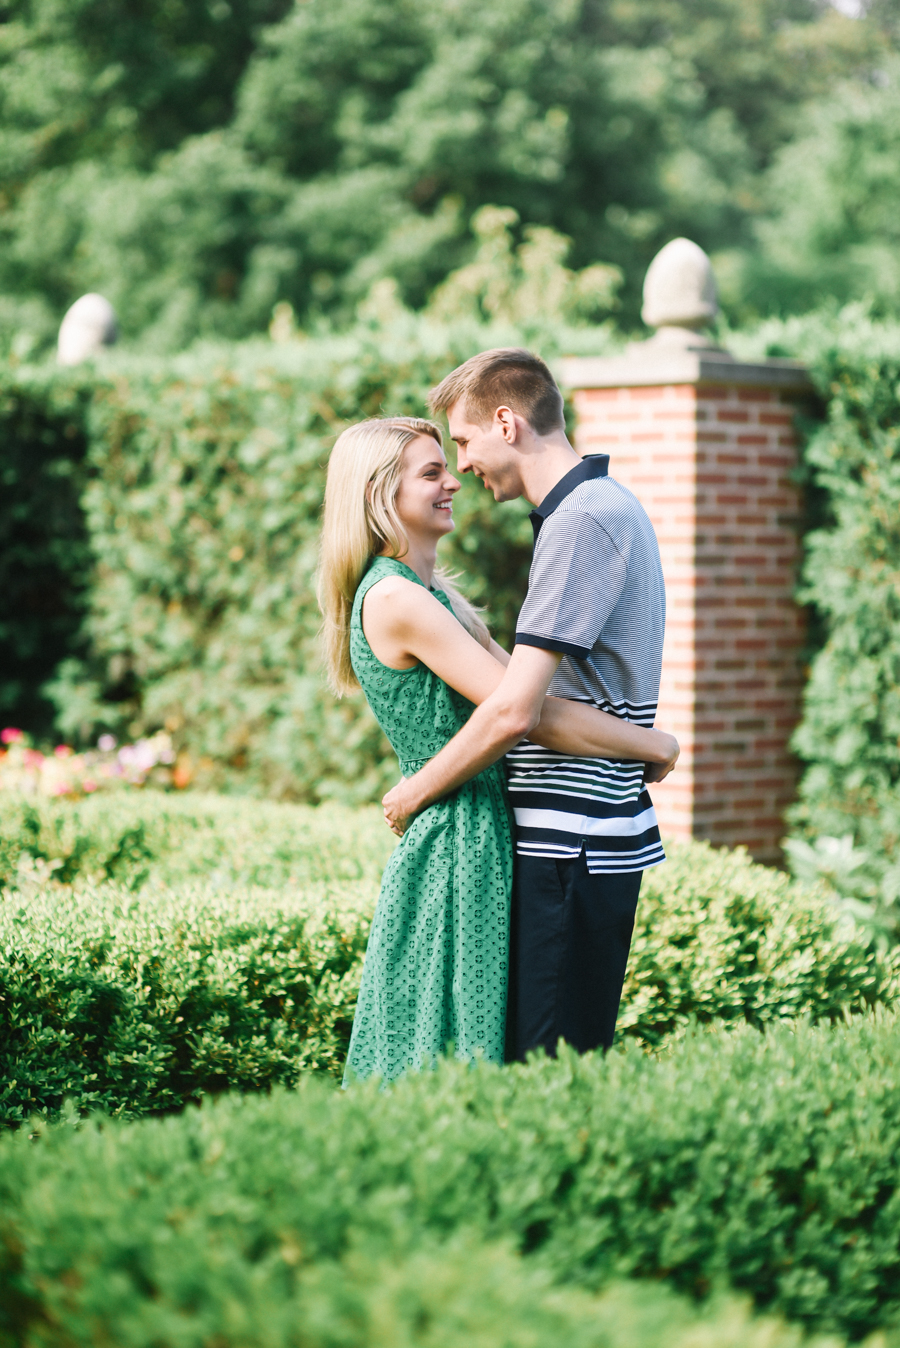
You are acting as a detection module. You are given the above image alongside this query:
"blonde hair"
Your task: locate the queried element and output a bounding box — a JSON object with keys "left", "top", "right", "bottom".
{"left": 317, "top": 416, "right": 490, "bottom": 696}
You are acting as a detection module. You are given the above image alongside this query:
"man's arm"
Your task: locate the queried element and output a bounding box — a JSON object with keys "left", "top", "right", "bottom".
{"left": 382, "top": 644, "right": 562, "bottom": 834}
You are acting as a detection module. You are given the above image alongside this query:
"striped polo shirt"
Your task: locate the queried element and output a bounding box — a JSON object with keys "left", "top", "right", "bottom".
{"left": 507, "top": 454, "right": 666, "bottom": 875}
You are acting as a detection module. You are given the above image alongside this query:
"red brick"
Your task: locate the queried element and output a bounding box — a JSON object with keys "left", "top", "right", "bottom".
{"left": 571, "top": 366, "right": 805, "bottom": 862}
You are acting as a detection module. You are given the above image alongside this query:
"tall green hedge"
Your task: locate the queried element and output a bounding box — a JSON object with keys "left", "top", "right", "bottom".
{"left": 0, "top": 318, "right": 610, "bottom": 799}
{"left": 0, "top": 374, "right": 94, "bottom": 737}
{"left": 742, "top": 316, "right": 900, "bottom": 928}
{"left": 4, "top": 1012, "right": 900, "bottom": 1342}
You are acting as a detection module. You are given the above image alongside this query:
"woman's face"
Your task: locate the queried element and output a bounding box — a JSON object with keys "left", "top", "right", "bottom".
{"left": 393, "top": 434, "right": 461, "bottom": 543}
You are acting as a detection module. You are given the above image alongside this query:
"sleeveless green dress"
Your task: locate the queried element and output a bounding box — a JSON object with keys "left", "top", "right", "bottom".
{"left": 344, "top": 556, "right": 514, "bottom": 1084}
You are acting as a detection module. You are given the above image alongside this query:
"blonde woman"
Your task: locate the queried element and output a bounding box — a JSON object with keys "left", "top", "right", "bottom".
{"left": 319, "top": 416, "right": 676, "bottom": 1083}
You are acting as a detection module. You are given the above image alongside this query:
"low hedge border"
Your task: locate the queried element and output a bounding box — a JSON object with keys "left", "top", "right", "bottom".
{"left": 2, "top": 1013, "right": 900, "bottom": 1342}
{"left": 1, "top": 794, "right": 897, "bottom": 1123}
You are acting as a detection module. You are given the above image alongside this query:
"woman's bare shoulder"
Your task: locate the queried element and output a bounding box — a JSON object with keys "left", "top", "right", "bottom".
{"left": 362, "top": 575, "right": 441, "bottom": 625}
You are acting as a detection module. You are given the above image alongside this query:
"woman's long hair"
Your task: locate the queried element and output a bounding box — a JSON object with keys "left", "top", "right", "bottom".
{"left": 318, "top": 416, "right": 490, "bottom": 696}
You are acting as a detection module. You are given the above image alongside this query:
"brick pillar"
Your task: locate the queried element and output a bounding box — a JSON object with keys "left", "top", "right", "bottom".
{"left": 558, "top": 349, "right": 812, "bottom": 865}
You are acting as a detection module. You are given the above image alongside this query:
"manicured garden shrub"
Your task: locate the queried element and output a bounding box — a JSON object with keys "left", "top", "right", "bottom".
{"left": 2, "top": 1012, "right": 900, "bottom": 1342}
{"left": 1, "top": 793, "right": 895, "bottom": 1122}
{"left": 0, "top": 321, "right": 573, "bottom": 799}
{"left": 0, "top": 877, "right": 374, "bottom": 1123}
{"left": 624, "top": 839, "right": 896, "bottom": 1044}
{"left": 0, "top": 790, "right": 393, "bottom": 891}
{"left": 0, "top": 371, "right": 95, "bottom": 737}
{"left": 0, "top": 1222, "right": 824, "bottom": 1348}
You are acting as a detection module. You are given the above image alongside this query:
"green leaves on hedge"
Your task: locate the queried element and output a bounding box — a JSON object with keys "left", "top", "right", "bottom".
{"left": 1, "top": 793, "right": 895, "bottom": 1123}
{"left": 786, "top": 337, "right": 900, "bottom": 929}
{"left": 0, "top": 328, "right": 549, "bottom": 797}
{"left": 4, "top": 1013, "right": 900, "bottom": 1341}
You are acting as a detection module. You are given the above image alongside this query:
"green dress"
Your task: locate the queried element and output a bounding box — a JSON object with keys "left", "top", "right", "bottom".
{"left": 344, "top": 556, "right": 513, "bottom": 1084}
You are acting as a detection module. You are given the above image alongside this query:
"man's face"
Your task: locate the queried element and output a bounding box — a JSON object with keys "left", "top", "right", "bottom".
{"left": 446, "top": 402, "right": 525, "bottom": 502}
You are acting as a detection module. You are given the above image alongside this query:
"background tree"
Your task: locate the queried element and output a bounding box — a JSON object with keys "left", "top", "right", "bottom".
{"left": 0, "top": 0, "right": 891, "bottom": 352}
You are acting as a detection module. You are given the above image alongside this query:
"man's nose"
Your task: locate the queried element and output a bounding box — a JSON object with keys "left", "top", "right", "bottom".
{"left": 455, "top": 448, "right": 472, "bottom": 474}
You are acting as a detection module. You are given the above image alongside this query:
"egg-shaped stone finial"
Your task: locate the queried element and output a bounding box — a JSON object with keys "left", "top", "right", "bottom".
{"left": 641, "top": 238, "right": 718, "bottom": 344}
{"left": 57, "top": 294, "right": 118, "bottom": 366}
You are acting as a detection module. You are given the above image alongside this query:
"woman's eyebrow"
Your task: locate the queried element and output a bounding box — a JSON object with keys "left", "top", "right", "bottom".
{"left": 420, "top": 460, "right": 447, "bottom": 471}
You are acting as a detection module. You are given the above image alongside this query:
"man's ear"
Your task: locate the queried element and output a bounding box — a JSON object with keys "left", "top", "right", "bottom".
{"left": 495, "top": 406, "right": 517, "bottom": 442}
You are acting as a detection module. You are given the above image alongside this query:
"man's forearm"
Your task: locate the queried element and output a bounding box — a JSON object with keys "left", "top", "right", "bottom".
{"left": 534, "top": 697, "right": 677, "bottom": 763}
{"left": 382, "top": 645, "right": 562, "bottom": 833}
{"left": 399, "top": 696, "right": 532, "bottom": 815}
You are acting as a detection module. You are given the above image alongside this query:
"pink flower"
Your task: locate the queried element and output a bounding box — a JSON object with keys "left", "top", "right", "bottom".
{"left": 83, "top": 779, "right": 97, "bottom": 793}
{"left": 23, "top": 749, "right": 44, "bottom": 768}
{"left": 54, "top": 744, "right": 73, "bottom": 758}
{"left": 1, "top": 728, "right": 24, "bottom": 745}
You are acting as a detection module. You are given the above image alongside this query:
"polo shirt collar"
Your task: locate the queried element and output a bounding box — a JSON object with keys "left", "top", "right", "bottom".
{"left": 529, "top": 454, "right": 609, "bottom": 541}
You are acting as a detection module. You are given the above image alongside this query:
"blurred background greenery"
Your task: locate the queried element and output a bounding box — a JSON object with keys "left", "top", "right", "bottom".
{"left": 6, "top": 0, "right": 900, "bottom": 931}
{"left": 5, "top": 0, "right": 900, "bottom": 357}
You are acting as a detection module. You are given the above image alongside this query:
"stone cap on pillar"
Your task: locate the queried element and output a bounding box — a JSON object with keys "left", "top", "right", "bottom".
{"left": 557, "top": 349, "right": 812, "bottom": 392}
{"left": 557, "top": 236, "right": 811, "bottom": 393}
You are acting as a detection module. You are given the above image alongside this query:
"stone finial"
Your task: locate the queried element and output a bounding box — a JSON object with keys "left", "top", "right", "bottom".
{"left": 57, "top": 294, "right": 118, "bottom": 366}
{"left": 640, "top": 238, "right": 720, "bottom": 349}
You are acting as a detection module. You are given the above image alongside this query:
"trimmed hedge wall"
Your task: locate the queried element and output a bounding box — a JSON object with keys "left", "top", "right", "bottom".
{"left": 1, "top": 793, "right": 896, "bottom": 1123}
{"left": 0, "top": 320, "right": 568, "bottom": 799}
{"left": 790, "top": 339, "right": 900, "bottom": 920}
{"left": 0, "top": 374, "right": 94, "bottom": 737}
{"left": 3, "top": 1013, "right": 900, "bottom": 1342}
{"left": 0, "top": 790, "right": 393, "bottom": 891}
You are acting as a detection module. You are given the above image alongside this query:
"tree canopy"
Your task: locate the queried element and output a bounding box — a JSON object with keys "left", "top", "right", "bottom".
{"left": 0, "top": 0, "right": 896, "bottom": 352}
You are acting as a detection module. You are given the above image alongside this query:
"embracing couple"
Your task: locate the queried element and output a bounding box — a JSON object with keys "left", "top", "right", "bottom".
{"left": 318, "top": 348, "right": 678, "bottom": 1084}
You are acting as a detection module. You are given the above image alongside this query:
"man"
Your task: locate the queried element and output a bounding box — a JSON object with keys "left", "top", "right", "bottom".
{"left": 382, "top": 348, "right": 677, "bottom": 1060}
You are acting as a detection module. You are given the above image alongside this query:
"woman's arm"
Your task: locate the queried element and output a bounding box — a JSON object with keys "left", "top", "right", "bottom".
{"left": 362, "top": 577, "right": 678, "bottom": 767}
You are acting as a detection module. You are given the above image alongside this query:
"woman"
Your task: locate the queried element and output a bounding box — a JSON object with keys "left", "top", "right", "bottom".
{"left": 318, "top": 416, "right": 676, "bottom": 1084}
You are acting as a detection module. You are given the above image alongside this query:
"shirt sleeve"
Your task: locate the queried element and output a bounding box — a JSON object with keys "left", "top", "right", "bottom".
{"left": 515, "top": 510, "right": 627, "bottom": 659}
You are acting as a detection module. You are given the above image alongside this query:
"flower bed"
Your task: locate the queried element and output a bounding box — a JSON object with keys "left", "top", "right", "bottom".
{"left": 0, "top": 727, "right": 176, "bottom": 796}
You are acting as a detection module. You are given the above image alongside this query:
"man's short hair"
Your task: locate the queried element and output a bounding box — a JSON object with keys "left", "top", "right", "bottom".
{"left": 429, "top": 348, "right": 564, "bottom": 435}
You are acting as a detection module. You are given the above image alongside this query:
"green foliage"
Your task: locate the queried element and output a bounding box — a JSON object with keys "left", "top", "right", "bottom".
{"left": 0, "top": 371, "right": 94, "bottom": 736}
{"left": 4, "top": 1013, "right": 900, "bottom": 1340}
{"left": 1, "top": 792, "right": 894, "bottom": 1121}
{"left": 2, "top": 326, "right": 569, "bottom": 794}
{"left": 625, "top": 840, "right": 894, "bottom": 1043}
{"left": 746, "top": 324, "right": 900, "bottom": 935}
{"left": 0, "top": 875, "right": 375, "bottom": 1124}
{"left": 724, "top": 59, "right": 900, "bottom": 319}
{"left": 0, "top": 790, "right": 393, "bottom": 891}
{"left": 0, "top": 793, "right": 394, "bottom": 1123}
{"left": 426, "top": 205, "right": 622, "bottom": 327}
{"left": 0, "top": 0, "right": 888, "bottom": 350}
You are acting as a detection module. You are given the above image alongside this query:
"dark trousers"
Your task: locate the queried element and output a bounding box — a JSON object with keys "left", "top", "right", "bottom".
{"left": 506, "top": 845, "right": 642, "bottom": 1061}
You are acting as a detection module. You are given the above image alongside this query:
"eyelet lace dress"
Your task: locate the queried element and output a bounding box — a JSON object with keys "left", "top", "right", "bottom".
{"left": 343, "top": 556, "right": 513, "bottom": 1084}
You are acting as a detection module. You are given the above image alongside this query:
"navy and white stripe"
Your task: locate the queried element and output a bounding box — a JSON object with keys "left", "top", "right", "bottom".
{"left": 507, "top": 454, "right": 667, "bottom": 876}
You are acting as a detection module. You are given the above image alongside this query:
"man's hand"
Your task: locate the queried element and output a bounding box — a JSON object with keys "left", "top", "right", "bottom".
{"left": 643, "top": 734, "right": 680, "bottom": 785}
{"left": 382, "top": 778, "right": 418, "bottom": 836}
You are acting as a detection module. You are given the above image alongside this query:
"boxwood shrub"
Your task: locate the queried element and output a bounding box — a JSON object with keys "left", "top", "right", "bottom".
{"left": 1, "top": 794, "right": 896, "bottom": 1124}
{"left": 2, "top": 1012, "right": 900, "bottom": 1343}
{"left": 0, "top": 790, "right": 393, "bottom": 891}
